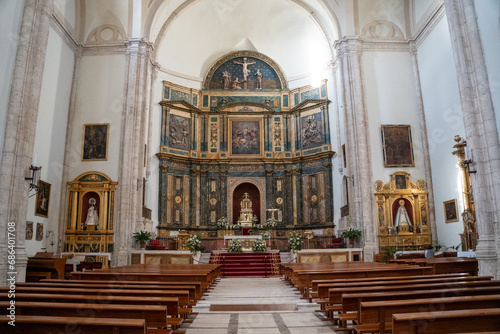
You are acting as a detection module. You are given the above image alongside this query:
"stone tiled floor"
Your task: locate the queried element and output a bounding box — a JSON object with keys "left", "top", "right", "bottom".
{"left": 181, "top": 277, "right": 336, "bottom": 334}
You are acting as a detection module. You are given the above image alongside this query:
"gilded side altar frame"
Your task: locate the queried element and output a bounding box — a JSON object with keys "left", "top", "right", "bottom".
{"left": 375, "top": 172, "right": 431, "bottom": 251}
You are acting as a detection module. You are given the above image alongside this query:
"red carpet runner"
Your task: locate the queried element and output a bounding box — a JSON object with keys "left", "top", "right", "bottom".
{"left": 210, "top": 252, "right": 281, "bottom": 277}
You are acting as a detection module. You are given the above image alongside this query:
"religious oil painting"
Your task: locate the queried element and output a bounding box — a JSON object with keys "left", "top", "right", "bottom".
{"left": 395, "top": 174, "right": 407, "bottom": 190}
{"left": 230, "top": 119, "right": 263, "bottom": 156}
{"left": 36, "top": 222, "right": 44, "bottom": 241}
{"left": 381, "top": 125, "right": 415, "bottom": 167}
{"left": 169, "top": 114, "right": 190, "bottom": 151}
{"left": 26, "top": 221, "right": 33, "bottom": 240}
{"left": 82, "top": 123, "right": 109, "bottom": 160}
{"left": 444, "top": 199, "right": 459, "bottom": 223}
{"left": 35, "top": 180, "right": 51, "bottom": 218}
{"left": 301, "top": 113, "right": 324, "bottom": 150}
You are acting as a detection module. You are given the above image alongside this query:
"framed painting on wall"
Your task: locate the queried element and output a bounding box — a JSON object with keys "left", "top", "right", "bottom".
{"left": 34, "top": 180, "right": 51, "bottom": 218}
{"left": 82, "top": 123, "right": 109, "bottom": 160}
{"left": 381, "top": 125, "right": 415, "bottom": 167}
{"left": 36, "top": 222, "right": 44, "bottom": 241}
{"left": 444, "top": 199, "right": 459, "bottom": 223}
{"left": 229, "top": 118, "right": 263, "bottom": 157}
{"left": 26, "top": 221, "right": 33, "bottom": 240}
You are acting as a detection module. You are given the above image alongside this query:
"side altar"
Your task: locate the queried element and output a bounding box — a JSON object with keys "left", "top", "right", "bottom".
{"left": 375, "top": 172, "right": 432, "bottom": 255}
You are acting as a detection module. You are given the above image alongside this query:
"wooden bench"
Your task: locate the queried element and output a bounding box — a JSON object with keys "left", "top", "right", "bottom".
{"left": 16, "top": 283, "right": 198, "bottom": 304}
{"left": 355, "top": 294, "right": 500, "bottom": 333}
{"left": 41, "top": 278, "right": 204, "bottom": 299}
{"left": 314, "top": 275, "right": 491, "bottom": 320}
{"left": 0, "top": 315, "right": 147, "bottom": 334}
{"left": 0, "top": 293, "right": 180, "bottom": 318}
{"left": 0, "top": 301, "right": 170, "bottom": 330}
{"left": 336, "top": 285, "right": 500, "bottom": 332}
{"left": 392, "top": 308, "right": 500, "bottom": 333}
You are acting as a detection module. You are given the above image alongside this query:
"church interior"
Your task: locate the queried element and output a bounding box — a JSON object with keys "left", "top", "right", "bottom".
{"left": 1, "top": 0, "right": 500, "bottom": 332}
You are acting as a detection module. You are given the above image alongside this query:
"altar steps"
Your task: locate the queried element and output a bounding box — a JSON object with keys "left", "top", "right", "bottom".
{"left": 210, "top": 252, "right": 281, "bottom": 278}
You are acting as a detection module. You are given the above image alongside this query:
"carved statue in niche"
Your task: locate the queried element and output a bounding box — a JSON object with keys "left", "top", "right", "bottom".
{"left": 222, "top": 71, "right": 231, "bottom": 89}
{"left": 394, "top": 199, "right": 412, "bottom": 230}
{"left": 210, "top": 123, "right": 218, "bottom": 148}
{"left": 232, "top": 77, "right": 242, "bottom": 89}
{"left": 85, "top": 198, "right": 99, "bottom": 230}
{"left": 255, "top": 69, "right": 263, "bottom": 89}
{"left": 274, "top": 122, "right": 282, "bottom": 147}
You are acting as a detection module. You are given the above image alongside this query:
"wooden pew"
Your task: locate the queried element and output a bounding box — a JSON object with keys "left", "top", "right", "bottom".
{"left": 71, "top": 270, "right": 215, "bottom": 291}
{"left": 394, "top": 257, "right": 479, "bottom": 276}
{"left": 392, "top": 308, "right": 500, "bottom": 333}
{"left": 0, "top": 293, "right": 180, "bottom": 318}
{"left": 0, "top": 286, "right": 190, "bottom": 308}
{"left": 296, "top": 265, "right": 434, "bottom": 301}
{"left": 314, "top": 275, "right": 491, "bottom": 320}
{"left": 316, "top": 274, "right": 489, "bottom": 300}
{"left": 332, "top": 282, "right": 500, "bottom": 330}
{"left": 355, "top": 294, "right": 500, "bottom": 333}
{"left": 17, "top": 282, "right": 198, "bottom": 304}
{"left": 40, "top": 278, "right": 204, "bottom": 299}
{"left": 0, "top": 315, "right": 147, "bottom": 334}
{"left": 312, "top": 273, "right": 472, "bottom": 297}
{"left": 0, "top": 301, "right": 169, "bottom": 330}
{"left": 340, "top": 285, "right": 500, "bottom": 325}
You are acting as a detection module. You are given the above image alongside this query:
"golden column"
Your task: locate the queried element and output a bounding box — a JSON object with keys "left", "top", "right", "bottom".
{"left": 452, "top": 135, "right": 477, "bottom": 250}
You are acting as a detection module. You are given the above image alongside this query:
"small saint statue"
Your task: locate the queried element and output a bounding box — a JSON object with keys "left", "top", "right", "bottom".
{"left": 85, "top": 198, "right": 99, "bottom": 229}
{"left": 394, "top": 199, "right": 411, "bottom": 227}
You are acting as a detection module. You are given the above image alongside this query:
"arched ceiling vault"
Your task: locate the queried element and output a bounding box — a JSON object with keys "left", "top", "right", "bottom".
{"left": 144, "top": 0, "right": 342, "bottom": 85}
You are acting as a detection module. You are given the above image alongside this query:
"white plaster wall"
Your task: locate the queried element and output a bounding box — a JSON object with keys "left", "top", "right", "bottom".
{"left": 413, "top": 0, "right": 439, "bottom": 28}
{"left": 26, "top": 27, "right": 75, "bottom": 256}
{"left": 85, "top": 0, "right": 128, "bottom": 40}
{"left": 54, "top": 0, "right": 76, "bottom": 29}
{"left": 474, "top": 0, "right": 500, "bottom": 144}
{"left": 417, "top": 16, "right": 465, "bottom": 250}
{"left": 69, "top": 55, "right": 126, "bottom": 183}
{"left": 358, "top": 0, "right": 406, "bottom": 37}
{"left": 363, "top": 51, "right": 426, "bottom": 183}
{"left": 0, "top": 0, "right": 24, "bottom": 161}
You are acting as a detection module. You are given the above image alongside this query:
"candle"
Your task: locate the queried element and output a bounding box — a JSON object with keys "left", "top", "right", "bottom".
{"left": 33, "top": 153, "right": 37, "bottom": 166}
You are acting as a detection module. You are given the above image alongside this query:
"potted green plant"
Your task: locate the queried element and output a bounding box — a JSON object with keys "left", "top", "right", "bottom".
{"left": 132, "top": 230, "right": 152, "bottom": 249}
{"left": 341, "top": 228, "right": 362, "bottom": 245}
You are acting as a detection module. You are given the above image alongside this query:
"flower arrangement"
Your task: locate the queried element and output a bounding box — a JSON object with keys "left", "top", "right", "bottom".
{"left": 261, "top": 231, "right": 271, "bottom": 239}
{"left": 288, "top": 231, "right": 303, "bottom": 251}
{"left": 187, "top": 234, "right": 201, "bottom": 254}
{"left": 228, "top": 238, "right": 243, "bottom": 253}
{"left": 252, "top": 223, "right": 266, "bottom": 230}
{"left": 216, "top": 217, "right": 228, "bottom": 229}
{"left": 265, "top": 218, "right": 277, "bottom": 229}
{"left": 229, "top": 222, "right": 242, "bottom": 230}
{"left": 252, "top": 239, "right": 267, "bottom": 252}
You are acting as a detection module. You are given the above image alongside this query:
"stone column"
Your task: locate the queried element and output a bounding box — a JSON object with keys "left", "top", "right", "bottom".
{"left": 336, "top": 37, "right": 377, "bottom": 261}
{"left": 444, "top": 0, "right": 500, "bottom": 277}
{"left": 0, "top": 0, "right": 53, "bottom": 285}
{"left": 115, "top": 39, "right": 153, "bottom": 266}
{"left": 57, "top": 46, "right": 82, "bottom": 256}
{"left": 409, "top": 43, "right": 437, "bottom": 239}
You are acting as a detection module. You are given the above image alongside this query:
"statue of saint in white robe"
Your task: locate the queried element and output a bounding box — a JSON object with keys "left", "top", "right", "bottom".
{"left": 394, "top": 200, "right": 411, "bottom": 227}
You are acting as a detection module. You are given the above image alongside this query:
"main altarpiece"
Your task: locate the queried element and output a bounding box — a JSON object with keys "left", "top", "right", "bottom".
{"left": 156, "top": 51, "right": 335, "bottom": 250}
